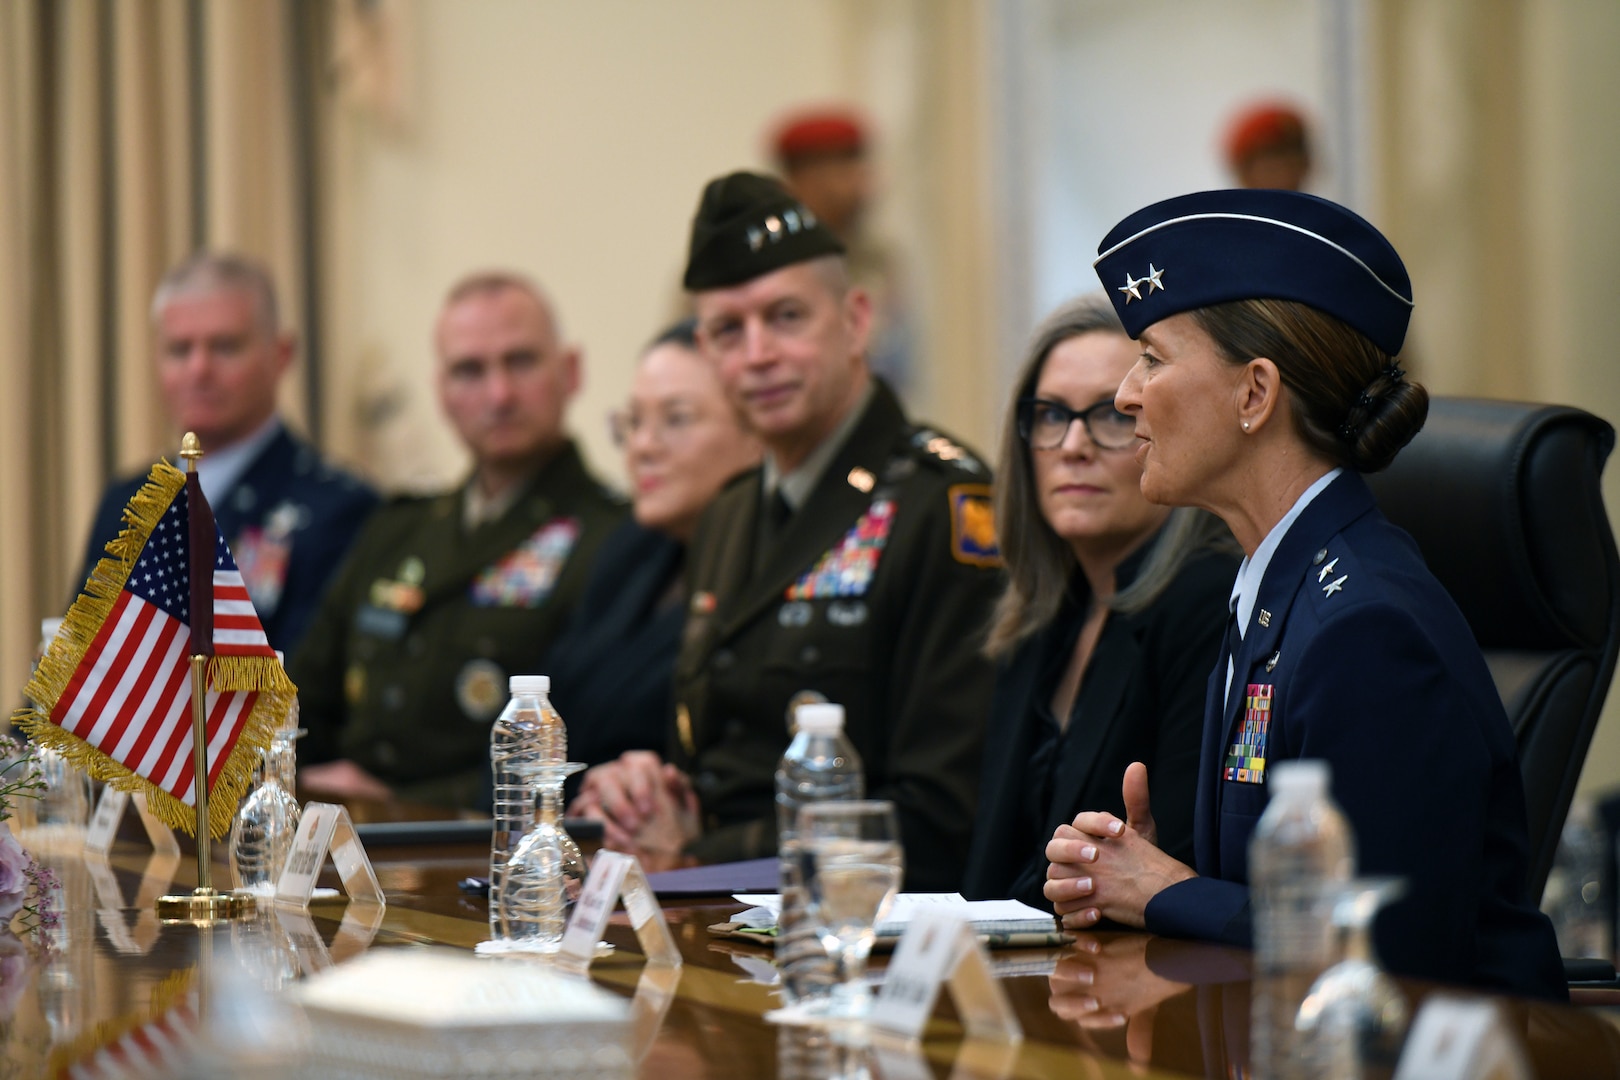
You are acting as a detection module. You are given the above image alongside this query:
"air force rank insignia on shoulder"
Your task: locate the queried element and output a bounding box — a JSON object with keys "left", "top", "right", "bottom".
{"left": 948, "top": 484, "right": 1000, "bottom": 567}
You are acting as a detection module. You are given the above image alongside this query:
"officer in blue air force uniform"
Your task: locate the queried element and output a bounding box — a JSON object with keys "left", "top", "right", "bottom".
{"left": 78, "top": 252, "right": 378, "bottom": 658}
{"left": 1041, "top": 189, "right": 1565, "bottom": 1000}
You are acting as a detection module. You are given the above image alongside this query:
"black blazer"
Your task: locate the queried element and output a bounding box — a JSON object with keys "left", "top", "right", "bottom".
{"left": 543, "top": 519, "right": 686, "bottom": 786}
{"left": 963, "top": 542, "right": 1238, "bottom": 909}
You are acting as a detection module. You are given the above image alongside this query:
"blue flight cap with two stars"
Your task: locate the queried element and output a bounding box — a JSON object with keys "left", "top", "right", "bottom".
{"left": 1092, "top": 189, "right": 1414, "bottom": 356}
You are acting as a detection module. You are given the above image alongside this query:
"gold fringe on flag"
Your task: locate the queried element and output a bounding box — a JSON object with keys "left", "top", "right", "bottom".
{"left": 13, "top": 461, "right": 294, "bottom": 838}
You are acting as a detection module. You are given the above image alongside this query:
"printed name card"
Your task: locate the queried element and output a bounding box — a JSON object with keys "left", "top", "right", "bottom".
{"left": 1394, "top": 996, "right": 1530, "bottom": 1080}
{"left": 84, "top": 787, "right": 180, "bottom": 857}
{"left": 869, "top": 908, "right": 1022, "bottom": 1044}
{"left": 559, "top": 851, "right": 680, "bottom": 968}
{"left": 274, "top": 802, "right": 384, "bottom": 909}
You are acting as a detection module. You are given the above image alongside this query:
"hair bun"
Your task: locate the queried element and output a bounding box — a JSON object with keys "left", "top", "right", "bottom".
{"left": 1349, "top": 379, "right": 1429, "bottom": 472}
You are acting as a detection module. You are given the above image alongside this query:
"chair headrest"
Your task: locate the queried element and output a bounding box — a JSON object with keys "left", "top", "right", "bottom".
{"left": 1365, "top": 398, "right": 1617, "bottom": 651}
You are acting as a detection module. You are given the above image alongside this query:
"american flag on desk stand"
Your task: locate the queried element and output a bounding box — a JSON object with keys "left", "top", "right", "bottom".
{"left": 17, "top": 460, "right": 294, "bottom": 838}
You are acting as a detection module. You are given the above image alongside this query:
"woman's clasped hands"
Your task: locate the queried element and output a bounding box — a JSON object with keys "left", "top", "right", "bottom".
{"left": 1044, "top": 761, "right": 1197, "bottom": 930}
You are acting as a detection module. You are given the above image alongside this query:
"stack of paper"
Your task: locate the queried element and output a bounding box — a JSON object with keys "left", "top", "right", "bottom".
{"left": 732, "top": 892, "right": 1057, "bottom": 937}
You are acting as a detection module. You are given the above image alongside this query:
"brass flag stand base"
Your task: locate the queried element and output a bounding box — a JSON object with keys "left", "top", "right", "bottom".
{"left": 156, "top": 887, "right": 255, "bottom": 923}
{"left": 156, "top": 436, "right": 257, "bottom": 925}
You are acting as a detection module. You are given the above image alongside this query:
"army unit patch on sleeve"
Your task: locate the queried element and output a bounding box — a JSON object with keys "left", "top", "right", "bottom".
{"left": 947, "top": 484, "right": 1000, "bottom": 567}
{"left": 785, "top": 498, "right": 895, "bottom": 600}
{"left": 470, "top": 517, "right": 580, "bottom": 608}
{"left": 1223, "top": 683, "right": 1272, "bottom": 783}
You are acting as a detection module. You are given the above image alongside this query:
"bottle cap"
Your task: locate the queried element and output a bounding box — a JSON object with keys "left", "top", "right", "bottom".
{"left": 1270, "top": 759, "right": 1329, "bottom": 799}
{"left": 509, "top": 674, "right": 550, "bottom": 696}
{"left": 795, "top": 702, "right": 845, "bottom": 734}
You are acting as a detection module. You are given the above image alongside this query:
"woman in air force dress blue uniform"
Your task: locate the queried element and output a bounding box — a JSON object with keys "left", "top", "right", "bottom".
{"left": 1042, "top": 189, "right": 1565, "bottom": 1000}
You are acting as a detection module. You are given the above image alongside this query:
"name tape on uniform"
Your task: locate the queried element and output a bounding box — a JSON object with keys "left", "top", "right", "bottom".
{"left": 559, "top": 851, "right": 681, "bottom": 968}
{"left": 869, "top": 908, "right": 1022, "bottom": 1044}
{"left": 85, "top": 787, "right": 180, "bottom": 858}
{"left": 274, "top": 802, "right": 384, "bottom": 909}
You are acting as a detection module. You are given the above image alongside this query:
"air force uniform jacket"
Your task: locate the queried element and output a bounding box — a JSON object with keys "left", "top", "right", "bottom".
{"left": 1144, "top": 471, "right": 1565, "bottom": 1000}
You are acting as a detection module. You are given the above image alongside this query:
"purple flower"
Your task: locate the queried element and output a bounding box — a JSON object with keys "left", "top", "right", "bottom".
{"left": 0, "top": 825, "right": 31, "bottom": 921}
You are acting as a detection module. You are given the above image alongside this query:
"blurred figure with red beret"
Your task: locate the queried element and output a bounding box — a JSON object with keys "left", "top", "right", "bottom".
{"left": 1223, "top": 100, "right": 1312, "bottom": 191}
{"left": 771, "top": 106, "right": 914, "bottom": 400}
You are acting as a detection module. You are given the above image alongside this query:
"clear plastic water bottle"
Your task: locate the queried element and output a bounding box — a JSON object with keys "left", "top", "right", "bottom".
{"left": 775, "top": 702, "right": 864, "bottom": 1003}
{"left": 1250, "top": 759, "right": 1355, "bottom": 973}
{"left": 1249, "top": 759, "right": 1355, "bottom": 1080}
{"left": 489, "top": 675, "right": 549, "bottom": 939}
{"left": 491, "top": 677, "right": 586, "bottom": 952}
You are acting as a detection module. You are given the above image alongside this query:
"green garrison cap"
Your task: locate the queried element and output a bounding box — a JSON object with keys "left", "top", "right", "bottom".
{"left": 683, "top": 171, "right": 846, "bottom": 291}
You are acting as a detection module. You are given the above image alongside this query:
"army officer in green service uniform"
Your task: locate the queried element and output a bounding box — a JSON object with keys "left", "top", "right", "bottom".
{"left": 294, "top": 271, "right": 625, "bottom": 808}
{"left": 571, "top": 174, "right": 1000, "bottom": 891}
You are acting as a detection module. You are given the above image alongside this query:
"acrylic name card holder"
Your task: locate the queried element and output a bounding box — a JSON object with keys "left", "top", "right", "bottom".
{"left": 273, "top": 801, "right": 384, "bottom": 909}
{"left": 84, "top": 786, "right": 180, "bottom": 858}
{"left": 558, "top": 851, "right": 681, "bottom": 969}
{"left": 868, "top": 908, "right": 1022, "bottom": 1045}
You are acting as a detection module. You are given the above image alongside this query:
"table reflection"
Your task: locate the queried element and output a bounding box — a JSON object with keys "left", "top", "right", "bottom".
{"left": 2, "top": 837, "right": 1617, "bottom": 1078}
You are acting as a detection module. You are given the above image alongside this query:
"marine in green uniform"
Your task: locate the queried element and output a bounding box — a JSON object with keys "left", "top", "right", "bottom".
{"left": 294, "top": 272, "right": 625, "bottom": 807}
{"left": 573, "top": 174, "right": 1000, "bottom": 890}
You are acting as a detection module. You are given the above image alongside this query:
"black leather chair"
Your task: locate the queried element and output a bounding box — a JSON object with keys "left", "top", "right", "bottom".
{"left": 1365, "top": 397, "right": 1620, "bottom": 904}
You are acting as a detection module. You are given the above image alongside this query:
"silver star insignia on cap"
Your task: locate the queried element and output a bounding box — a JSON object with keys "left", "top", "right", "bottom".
{"left": 1145, "top": 263, "right": 1166, "bottom": 294}
{"left": 1119, "top": 273, "right": 1144, "bottom": 303}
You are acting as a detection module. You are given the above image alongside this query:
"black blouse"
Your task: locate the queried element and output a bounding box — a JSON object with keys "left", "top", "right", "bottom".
{"left": 963, "top": 541, "right": 1239, "bottom": 909}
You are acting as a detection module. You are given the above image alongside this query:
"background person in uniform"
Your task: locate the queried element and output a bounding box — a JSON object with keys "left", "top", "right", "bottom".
{"left": 532, "top": 319, "right": 760, "bottom": 807}
{"left": 771, "top": 107, "right": 912, "bottom": 400}
{"left": 1223, "top": 100, "right": 1313, "bottom": 191}
{"left": 572, "top": 172, "right": 1001, "bottom": 891}
{"left": 77, "top": 252, "right": 378, "bottom": 657}
{"left": 294, "top": 271, "right": 624, "bottom": 808}
{"left": 1042, "top": 189, "right": 1564, "bottom": 999}
{"left": 962, "top": 293, "right": 1237, "bottom": 911}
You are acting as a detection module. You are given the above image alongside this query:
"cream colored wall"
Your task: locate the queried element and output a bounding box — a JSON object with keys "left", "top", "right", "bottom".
{"left": 323, "top": 0, "right": 857, "bottom": 494}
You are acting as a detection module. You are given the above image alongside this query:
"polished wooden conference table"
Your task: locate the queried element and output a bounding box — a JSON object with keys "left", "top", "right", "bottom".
{"left": 13, "top": 799, "right": 1620, "bottom": 1079}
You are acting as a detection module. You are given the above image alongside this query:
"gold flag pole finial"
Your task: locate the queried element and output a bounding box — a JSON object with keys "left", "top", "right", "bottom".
{"left": 157, "top": 432, "right": 254, "bottom": 923}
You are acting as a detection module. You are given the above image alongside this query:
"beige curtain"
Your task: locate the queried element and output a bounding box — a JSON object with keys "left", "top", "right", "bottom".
{"left": 0, "top": 0, "right": 316, "bottom": 709}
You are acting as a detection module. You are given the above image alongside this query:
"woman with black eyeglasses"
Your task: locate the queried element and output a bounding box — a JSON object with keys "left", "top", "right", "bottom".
{"left": 962, "top": 293, "right": 1238, "bottom": 910}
